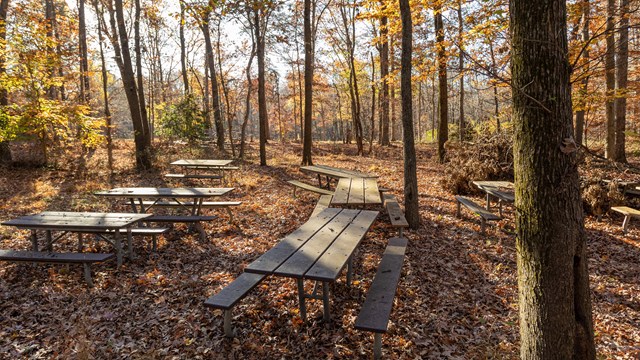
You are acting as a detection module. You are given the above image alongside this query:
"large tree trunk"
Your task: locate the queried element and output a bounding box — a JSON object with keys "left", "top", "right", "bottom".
{"left": 435, "top": 7, "right": 448, "bottom": 163}
{"left": 510, "top": 0, "right": 595, "bottom": 357}
{"left": 301, "top": 0, "right": 313, "bottom": 165}
{"left": 574, "top": 0, "right": 589, "bottom": 146}
{"left": 254, "top": 7, "right": 268, "bottom": 166}
{"left": 379, "top": 3, "right": 390, "bottom": 146}
{"left": 179, "top": 0, "right": 189, "bottom": 94}
{"left": 112, "top": 0, "right": 151, "bottom": 169}
{"left": 0, "top": 0, "right": 11, "bottom": 164}
{"left": 604, "top": 0, "right": 616, "bottom": 159}
{"left": 614, "top": 0, "right": 628, "bottom": 163}
{"left": 399, "top": 0, "right": 419, "bottom": 229}
{"left": 201, "top": 16, "right": 225, "bottom": 151}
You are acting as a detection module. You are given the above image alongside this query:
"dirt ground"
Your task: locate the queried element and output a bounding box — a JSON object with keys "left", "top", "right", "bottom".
{"left": 0, "top": 140, "right": 637, "bottom": 359}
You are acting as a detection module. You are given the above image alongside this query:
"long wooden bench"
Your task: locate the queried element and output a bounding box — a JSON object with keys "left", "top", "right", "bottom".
{"left": 165, "top": 173, "right": 223, "bottom": 180}
{"left": 611, "top": 206, "right": 640, "bottom": 234}
{"left": 354, "top": 237, "right": 408, "bottom": 360}
{"left": 287, "top": 180, "right": 334, "bottom": 197}
{"left": 80, "top": 227, "right": 170, "bottom": 252}
{"left": 203, "top": 272, "right": 266, "bottom": 337}
{"left": 134, "top": 201, "right": 241, "bottom": 223}
{"left": 310, "top": 195, "right": 333, "bottom": 217}
{"left": 454, "top": 195, "right": 501, "bottom": 234}
{"left": 0, "top": 250, "right": 114, "bottom": 287}
{"left": 145, "top": 215, "right": 217, "bottom": 241}
{"left": 383, "top": 194, "right": 409, "bottom": 236}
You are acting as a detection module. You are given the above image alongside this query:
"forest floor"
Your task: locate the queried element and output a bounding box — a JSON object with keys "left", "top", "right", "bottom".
{"left": 0, "top": 140, "right": 638, "bottom": 359}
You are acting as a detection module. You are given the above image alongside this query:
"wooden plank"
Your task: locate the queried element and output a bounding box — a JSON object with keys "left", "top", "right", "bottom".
{"left": 314, "top": 164, "right": 378, "bottom": 178}
{"left": 300, "top": 165, "right": 350, "bottom": 180}
{"left": 287, "top": 180, "right": 334, "bottom": 195}
{"left": 332, "top": 178, "right": 352, "bottom": 205}
{"left": 382, "top": 193, "right": 396, "bottom": 206}
{"left": 386, "top": 202, "right": 409, "bottom": 227}
{"left": 455, "top": 196, "right": 501, "bottom": 221}
{"left": 165, "top": 174, "right": 223, "bottom": 179}
{"left": 0, "top": 250, "right": 114, "bottom": 263}
{"left": 273, "top": 209, "right": 360, "bottom": 278}
{"left": 611, "top": 206, "right": 640, "bottom": 217}
{"left": 348, "top": 178, "right": 365, "bottom": 205}
{"left": 484, "top": 188, "right": 515, "bottom": 203}
{"left": 306, "top": 210, "right": 379, "bottom": 281}
{"left": 171, "top": 159, "right": 233, "bottom": 167}
{"left": 136, "top": 201, "right": 241, "bottom": 208}
{"left": 245, "top": 208, "right": 342, "bottom": 274}
{"left": 364, "top": 178, "right": 382, "bottom": 205}
{"left": 354, "top": 237, "right": 408, "bottom": 333}
{"left": 310, "top": 195, "right": 333, "bottom": 218}
{"left": 204, "top": 273, "right": 266, "bottom": 309}
{"left": 2, "top": 212, "right": 150, "bottom": 229}
{"left": 145, "top": 215, "right": 217, "bottom": 223}
{"left": 94, "top": 187, "right": 234, "bottom": 198}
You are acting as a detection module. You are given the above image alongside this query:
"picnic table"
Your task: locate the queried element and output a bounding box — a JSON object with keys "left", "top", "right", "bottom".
{"left": 601, "top": 179, "right": 640, "bottom": 195}
{"left": 1, "top": 211, "right": 151, "bottom": 267}
{"left": 169, "top": 159, "right": 237, "bottom": 184}
{"left": 472, "top": 181, "right": 515, "bottom": 216}
{"left": 244, "top": 207, "right": 379, "bottom": 322}
{"left": 331, "top": 177, "right": 382, "bottom": 207}
{"left": 300, "top": 165, "right": 377, "bottom": 189}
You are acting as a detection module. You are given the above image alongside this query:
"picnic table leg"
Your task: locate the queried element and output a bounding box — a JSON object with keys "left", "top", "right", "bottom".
{"left": 83, "top": 263, "right": 94, "bottom": 287}
{"left": 78, "top": 233, "right": 83, "bottom": 252}
{"left": 114, "top": 231, "right": 123, "bottom": 268}
{"left": 346, "top": 256, "right": 353, "bottom": 287}
{"left": 498, "top": 201, "right": 503, "bottom": 217}
{"left": 129, "top": 198, "right": 138, "bottom": 213}
{"left": 296, "top": 278, "right": 307, "bottom": 322}
{"left": 322, "top": 281, "right": 331, "bottom": 322}
{"left": 485, "top": 193, "right": 491, "bottom": 210}
{"left": 622, "top": 215, "right": 631, "bottom": 234}
{"left": 126, "top": 227, "right": 135, "bottom": 260}
{"left": 45, "top": 230, "right": 53, "bottom": 251}
{"left": 373, "top": 333, "right": 382, "bottom": 360}
{"left": 223, "top": 309, "right": 233, "bottom": 337}
{"left": 30, "top": 230, "right": 38, "bottom": 251}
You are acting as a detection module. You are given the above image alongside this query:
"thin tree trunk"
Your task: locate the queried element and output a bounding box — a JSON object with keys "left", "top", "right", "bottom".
{"left": 399, "top": 0, "right": 419, "bottom": 229}
{"left": 302, "top": 0, "right": 314, "bottom": 165}
{"left": 458, "top": 0, "right": 465, "bottom": 141}
{"left": 510, "top": 0, "right": 596, "bottom": 356}
{"left": 134, "top": 0, "right": 150, "bottom": 147}
{"left": 201, "top": 15, "right": 225, "bottom": 151}
{"left": 254, "top": 7, "right": 268, "bottom": 166}
{"left": 0, "top": 0, "right": 10, "bottom": 164}
{"left": 390, "top": 38, "right": 397, "bottom": 141}
{"left": 435, "top": 7, "right": 448, "bottom": 162}
{"left": 605, "top": 0, "right": 616, "bottom": 159}
{"left": 380, "top": 3, "right": 390, "bottom": 145}
{"left": 369, "top": 52, "right": 376, "bottom": 154}
{"left": 240, "top": 32, "right": 256, "bottom": 159}
{"left": 79, "top": 0, "right": 90, "bottom": 102}
{"left": 216, "top": 20, "right": 235, "bottom": 157}
{"left": 614, "top": 0, "right": 628, "bottom": 162}
{"left": 489, "top": 40, "right": 500, "bottom": 131}
{"left": 179, "top": 0, "right": 189, "bottom": 94}
{"left": 96, "top": 6, "right": 113, "bottom": 173}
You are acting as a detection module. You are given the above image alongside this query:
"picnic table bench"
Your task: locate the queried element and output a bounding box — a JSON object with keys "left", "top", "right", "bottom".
{"left": 472, "top": 180, "right": 515, "bottom": 216}
{"left": 170, "top": 159, "right": 238, "bottom": 185}
{"left": 204, "top": 208, "right": 379, "bottom": 336}
{"left": 133, "top": 200, "right": 241, "bottom": 223}
{"left": 300, "top": 165, "right": 377, "bottom": 189}
{"left": 455, "top": 196, "right": 501, "bottom": 233}
{"left": 287, "top": 180, "right": 334, "bottom": 197}
{"left": 611, "top": 206, "right": 640, "bottom": 234}
{"left": 382, "top": 194, "right": 409, "bottom": 236}
{"left": 355, "top": 236, "right": 408, "bottom": 359}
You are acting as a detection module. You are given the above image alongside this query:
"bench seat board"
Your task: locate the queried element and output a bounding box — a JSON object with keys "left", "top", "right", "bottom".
{"left": 273, "top": 209, "right": 360, "bottom": 278}
{"left": 364, "top": 179, "right": 381, "bottom": 205}
{"left": 204, "top": 273, "right": 266, "bottom": 309}
{"left": 79, "top": 228, "right": 170, "bottom": 235}
{"left": 382, "top": 193, "right": 396, "bottom": 206}
{"left": 165, "top": 174, "right": 223, "bottom": 179}
{"left": 306, "top": 210, "right": 379, "bottom": 281}
{"left": 455, "top": 196, "right": 501, "bottom": 220}
{"left": 354, "top": 237, "right": 408, "bottom": 333}
{"left": 387, "top": 202, "right": 409, "bottom": 227}
{"left": 332, "top": 178, "right": 351, "bottom": 204}
{"left": 136, "top": 201, "right": 241, "bottom": 208}
{"left": 145, "top": 215, "right": 217, "bottom": 223}
{"left": 287, "top": 180, "right": 334, "bottom": 196}
{"left": 0, "top": 250, "right": 114, "bottom": 263}
{"left": 311, "top": 195, "right": 333, "bottom": 218}
{"left": 611, "top": 206, "right": 640, "bottom": 217}
{"left": 245, "top": 208, "right": 342, "bottom": 274}
{"left": 348, "top": 178, "right": 365, "bottom": 205}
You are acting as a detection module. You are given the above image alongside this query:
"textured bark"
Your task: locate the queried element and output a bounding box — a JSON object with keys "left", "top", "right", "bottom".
{"left": 457, "top": 0, "right": 464, "bottom": 141}
{"left": 78, "top": 0, "right": 90, "bottom": 102}
{"left": 134, "top": 0, "right": 150, "bottom": 147}
{"left": 435, "top": 8, "right": 448, "bottom": 163}
{"left": 201, "top": 16, "right": 225, "bottom": 151}
{"left": 96, "top": 6, "right": 113, "bottom": 173}
{"left": 604, "top": 0, "right": 616, "bottom": 159}
{"left": 510, "top": 0, "right": 595, "bottom": 357}
{"left": 489, "top": 41, "right": 499, "bottom": 130}
{"left": 614, "top": 0, "right": 628, "bottom": 163}
{"left": 254, "top": 7, "right": 268, "bottom": 166}
{"left": 0, "top": 0, "right": 11, "bottom": 164}
{"left": 379, "top": 3, "right": 390, "bottom": 146}
{"left": 574, "top": 0, "right": 589, "bottom": 146}
{"left": 179, "top": 0, "right": 189, "bottom": 94}
{"left": 369, "top": 53, "right": 376, "bottom": 154}
{"left": 112, "top": 0, "right": 151, "bottom": 169}
{"left": 399, "top": 0, "right": 419, "bottom": 229}
{"left": 301, "top": 0, "right": 313, "bottom": 165}
{"left": 341, "top": 0, "right": 363, "bottom": 155}
{"left": 216, "top": 21, "right": 235, "bottom": 157}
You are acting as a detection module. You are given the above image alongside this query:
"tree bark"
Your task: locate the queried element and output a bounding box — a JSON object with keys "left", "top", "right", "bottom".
{"left": 302, "top": 0, "right": 314, "bottom": 165}
{"left": 0, "top": 0, "right": 11, "bottom": 164}
{"left": 341, "top": 0, "right": 363, "bottom": 155}
{"left": 574, "top": 0, "right": 589, "bottom": 146}
{"left": 379, "top": 2, "right": 390, "bottom": 146}
{"left": 96, "top": 5, "right": 113, "bottom": 173}
{"left": 435, "top": 7, "right": 448, "bottom": 163}
{"left": 134, "top": 0, "right": 150, "bottom": 147}
{"left": 510, "top": 0, "right": 596, "bottom": 357}
{"left": 78, "top": 0, "right": 90, "bottom": 102}
{"left": 604, "top": 0, "right": 616, "bottom": 159}
{"left": 614, "top": 0, "right": 628, "bottom": 163}
{"left": 457, "top": 0, "right": 465, "bottom": 141}
{"left": 369, "top": 52, "right": 376, "bottom": 154}
{"left": 179, "top": 0, "right": 189, "bottom": 94}
{"left": 399, "top": 0, "right": 419, "bottom": 229}
{"left": 201, "top": 13, "right": 225, "bottom": 151}
{"left": 254, "top": 7, "right": 268, "bottom": 166}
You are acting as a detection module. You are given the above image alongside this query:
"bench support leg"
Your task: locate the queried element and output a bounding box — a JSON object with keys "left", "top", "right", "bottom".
{"left": 456, "top": 201, "right": 461, "bottom": 217}
{"left": 83, "top": 263, "right": 93, "bottom": 287}
{"left": 127, "top": 228, "right": 135, "bottom": 260}
{"left": 373, "top": 333, "right": 382, "bottom": 360}
{"left": 45, "top": 230, "right": 53, "bottom": 251}
{"left": 114, "top": 231, "right": 123, "bottom": 268}
{"left": 322, "top": 281, "right": 330, "bottom": 322}
{"left": 223, "top": 309, "right": 233, "bottom": 338}
{"left": 485, "top": 193, "right": 491, "bottom": 210}
{"left": 226, "top": 208, "right": 234, "bottom": 223}
{"left": 30, "top": 230, "right": 38, "bottom": 251}
{"left": 151, "top": 235, "right": 157, "bottom": 252}
{"left": 293, "top": 187, "right": 297, "bottom": 198}
{"left": 77, "top": 233, "right": 83, "bottom": 252}
{"left": 195, "top": 223, "right": 206, "bottom": 241}
{"left": 480, "top": 219, "right": 486, "bottom": 234}
{"left": 297, "top": 278, "right": 307, "bottom": 322}
{"left": 622, "top": 215, "right": 631, "bottom": 234}
{"left": 398, "top": 227, "right": 404, "bottom": 237}
{"left": 346, "top": 256, "right": 353, "bottom": 287}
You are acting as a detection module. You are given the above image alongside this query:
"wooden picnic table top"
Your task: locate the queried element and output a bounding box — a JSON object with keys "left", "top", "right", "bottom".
{"left": 1, "top": 211, "right": 151, "bottom": 230}
{"left": 472, "top": 180, "right": 515, "bottom": 204}
{"left": 331, "top": 178, "right": 382, "bottom": 206}
{"left": 171, "top": 159, "right": 234, "bottom": 168}
{"left": 472, "top": 180, "right": 514, "bottom": 189}
{"left": 300, "top": 165, "right": 378, "bottom": 180}
{"left": 94, "top": 187, "right": 234, "bottom": 198}
{"left": 245, "top": 208, "right": 378, "bottom": 281}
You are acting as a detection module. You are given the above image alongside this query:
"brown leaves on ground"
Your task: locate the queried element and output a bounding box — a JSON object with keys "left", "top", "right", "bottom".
{"left": 0, "top": 140, "right": 638, "bottom": 359}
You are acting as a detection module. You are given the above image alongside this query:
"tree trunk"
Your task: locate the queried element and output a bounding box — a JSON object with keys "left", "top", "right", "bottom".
{"left": 111, "top": 0, "right": 151, "bottom": 169}
{"left": 489, "top": 40, "right": 500, "bottom": 131}
{"left": 201, "top": 16, "right": 225, "bottom": 151}
{"left": 510, "top": 0, "right": 596, "bottom": 357}
{"left": 574, "top": 0, "right": 589, "bottom": 146}
{"left": 179, "top": 0, "right": 189, "bottom": 94}
{"left": 379, "top": 4, "right": 390, "bottom": 146}
{"left": 240, "top": 32, "right": 256, "bottom": 160}
{"left": 216, "top": 20, "right": 235, "bottom": 157}
{"left": 399, "top": 0, "right": 419, "bottom": 229}
{"left": 341, "top": 0, "right": 363, "bottom": 155}
{"left": 254, "top": 7, "right": 268, "bottom": 166}
{"left": 96, "top": 6, "right": 113, "bottom": 173}
{"left": 458, "top": 0, "right": 465, "bottom": 141}
{"left": 0, "top": 0, "right": 10, "bottom": 164}
{"left": 604, "top": 0, "right": 616, "bottom": 159}
{"left": 435, "top": 7, "right": 448, "bottom": 163}
{"left": 614, "top": 0, "right": 628, "bottom": 163}
{"left": 301, "top": 0, "right": 313, "bottom": 165}
{"left": 390, "top": 38, "right": 397, "bottom": 142}
{"left": 79, "top": 0, "right": 90, "bottom": 102}
{"left": 134, "top": 0, "right": 150, "bottom": 147}
{"left": 369, "top": 52, "right": 376, "bottom": 154}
